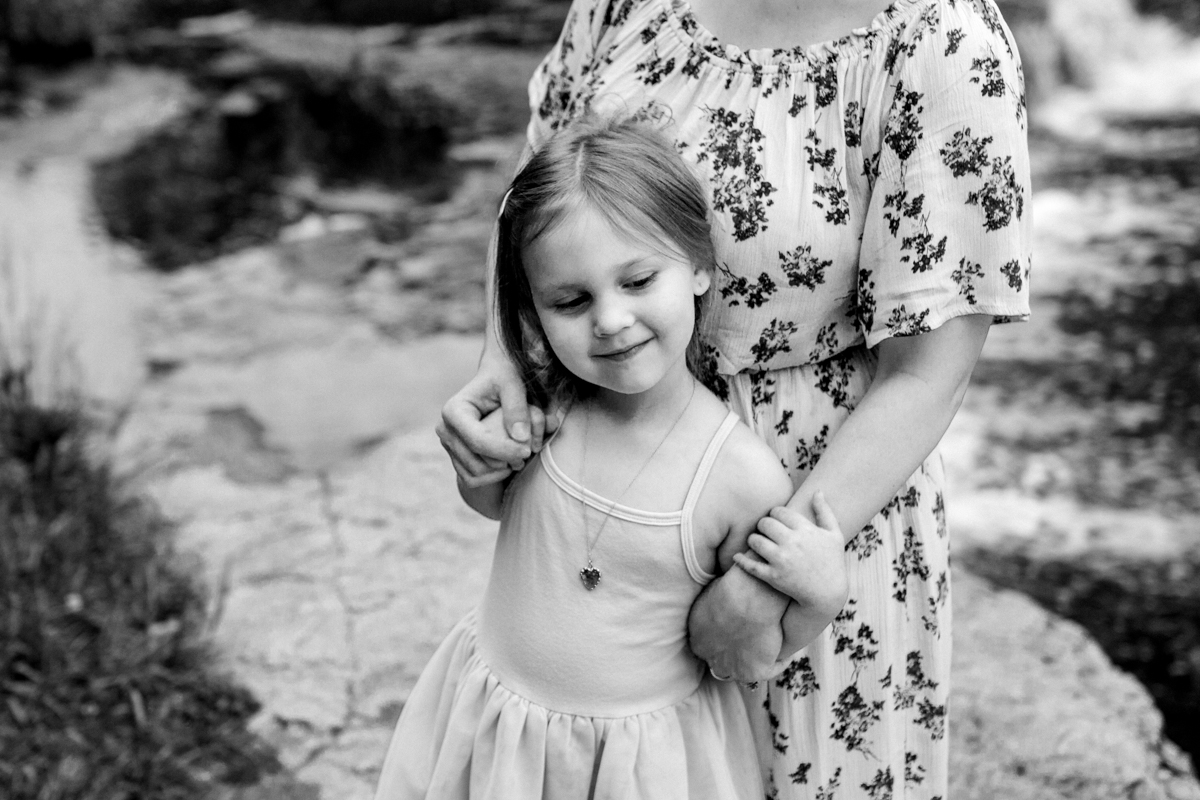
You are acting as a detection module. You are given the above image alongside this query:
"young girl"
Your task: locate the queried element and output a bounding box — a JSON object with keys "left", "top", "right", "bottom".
{"left": 374, "top": 114, "right": 846, "bottom": 800}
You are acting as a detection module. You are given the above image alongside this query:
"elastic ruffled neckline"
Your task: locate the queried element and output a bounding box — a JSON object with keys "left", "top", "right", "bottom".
{"left": 659, "top": 0, "right": 928, "bottom": 71}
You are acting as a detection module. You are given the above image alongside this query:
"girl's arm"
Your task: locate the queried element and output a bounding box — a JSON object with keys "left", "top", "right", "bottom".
{"left": 457, "top": 474, "right": 510, "bottom": 520}
{"left": 692, "top": 315, "right": 992, "bottom": 676}
{"left": 687, "top": 446, "right": 794, "bottom": 681}
{"left": 455, "top": 408, "right": 518, "bottom": 520}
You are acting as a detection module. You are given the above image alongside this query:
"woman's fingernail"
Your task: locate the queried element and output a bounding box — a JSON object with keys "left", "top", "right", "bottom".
{"left": 510, "top": 422, "right": 530, "bottom": 441}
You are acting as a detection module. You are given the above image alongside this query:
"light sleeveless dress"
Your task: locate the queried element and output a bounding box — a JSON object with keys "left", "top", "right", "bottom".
{"left": 373, "top": 411, "right": 763, "bottom": 800}
{"left": 523, "top": 1, "right": 1032, "bottom": 797}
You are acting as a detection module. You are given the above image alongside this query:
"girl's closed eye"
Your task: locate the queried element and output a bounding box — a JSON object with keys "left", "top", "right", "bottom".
{"left": 552, "top": 294, "right": 590, "bottom": 313}
{"left": 625, "top": 272, "right": 657, "bottom": 290}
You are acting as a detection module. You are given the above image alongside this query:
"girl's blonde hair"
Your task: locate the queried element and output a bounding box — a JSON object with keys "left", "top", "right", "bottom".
{"left": 493, "top": 112, "right": 717, "bottom": 407}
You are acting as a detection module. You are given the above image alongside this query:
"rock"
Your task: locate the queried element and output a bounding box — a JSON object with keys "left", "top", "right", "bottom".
{"left": 194, "top": 406, "right": 295, "bottom": 484}
{"left": 447, "top": 135, "right": 524, "bottom": 168}
{"left": 139, "top": 426, "right": 497, "bottom": 800}
{"left": 180, "top": 11, "right": 257, "bottom": 39}
{"left": 949, "top": 485, "right": 1200, "bottom": 773}
{"left": 282, "top": 178, "right": 416, "bottom": 221}
{"left": 207, "top": 332, "right": 482, "bottom": 470}
{"left": 951, "top": 567, "right": 1200, "bottom": 800}
{"left": 161, "top": 420, "right": 1200, "bottom": 800}
{"left": 415, "top": 2, "right": 571, "bottom": 48}
{"left": 279, "top": 228, "right": 377, "bottom": 286}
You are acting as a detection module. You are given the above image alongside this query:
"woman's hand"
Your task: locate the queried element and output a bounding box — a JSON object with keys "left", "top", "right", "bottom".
{"left": 688, "top": 568, "right": 788, "bottom": 683}
{"left": 436, "top": 351, "right": 556, "bottom": 487}
{"left": 734, "top": 492, "right": 849, "bottom": 619}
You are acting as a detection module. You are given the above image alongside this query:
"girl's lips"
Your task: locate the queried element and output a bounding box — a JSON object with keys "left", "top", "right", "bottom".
{"left": 595, "top": 340, "right": 649, "bottom": 362}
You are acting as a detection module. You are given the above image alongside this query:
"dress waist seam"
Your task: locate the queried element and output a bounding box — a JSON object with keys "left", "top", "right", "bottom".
{"left": 472, "top": 612, "right": 707, "bottom": 719}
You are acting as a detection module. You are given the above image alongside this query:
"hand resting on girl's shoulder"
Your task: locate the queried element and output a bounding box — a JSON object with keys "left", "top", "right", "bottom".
{"left": 455, "top": 408, "right": 516, "bottom": 521}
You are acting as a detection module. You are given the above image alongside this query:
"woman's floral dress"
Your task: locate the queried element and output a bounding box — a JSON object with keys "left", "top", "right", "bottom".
{"left": 524, "top": 0, "right": 1031, "bottom": 797}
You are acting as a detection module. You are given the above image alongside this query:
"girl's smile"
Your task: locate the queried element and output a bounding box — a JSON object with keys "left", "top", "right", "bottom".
{"left": 594, "top": 339, "right": 650, "bottom": 360}
{"left": 523, "top": 202, "right": 710, "bottom": 400}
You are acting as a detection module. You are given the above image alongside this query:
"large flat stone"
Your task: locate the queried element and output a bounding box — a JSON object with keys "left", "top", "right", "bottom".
{"left": 317, "top": 426, "right": 1200, "bottom": 800}
{"left": 951, "top": 568, "right": 1198, "bottom": 800}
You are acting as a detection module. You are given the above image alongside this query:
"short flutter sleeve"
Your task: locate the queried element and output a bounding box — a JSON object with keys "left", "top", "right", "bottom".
{"left": 526, "top": 0, "right": 616, "bottom": 148}
{"left": 857, "top": 1, "right": 1032, "bottom": 348}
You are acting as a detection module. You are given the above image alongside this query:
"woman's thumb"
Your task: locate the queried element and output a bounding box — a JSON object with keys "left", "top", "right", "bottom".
{"left": 810, "top": 491, "right": 839, "bottom": 531}
{"left": 497, "top": 378, "right": 532, "bottom": 443}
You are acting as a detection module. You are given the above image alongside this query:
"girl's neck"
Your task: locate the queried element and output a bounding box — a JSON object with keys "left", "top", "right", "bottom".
{"left": 582, "top": 361, "right": 696, "bottom": 427}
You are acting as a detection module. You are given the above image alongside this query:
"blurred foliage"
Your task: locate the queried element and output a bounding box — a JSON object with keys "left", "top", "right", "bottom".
{"left": 0, "top": 0, "right": 517, "bottom": 64}
{"left": 0, "top": 370, "right": 278, "bottom": 799}
{"left": 93, "top": 70, "right": 454, "bottom": 270}
{"left": 93, "top": 103, "right": 288, "bottom": 270}
{"left": 235, "top": 0, "right": 506, "bottom": 26}
{"left": 1058, "top": 257, "right": 1200, "bottom": 452}
{"left": 1, "top": 0, "right": 141, "bottom": 62}
{"left": 974, "top": 221, "right": 1200, "bottom": 514}
{"left": 980, "top": 109, "right": 1200, "bottom": 512}
{"left": 1135, "top": 0, "right": 1200, "bottom": 31}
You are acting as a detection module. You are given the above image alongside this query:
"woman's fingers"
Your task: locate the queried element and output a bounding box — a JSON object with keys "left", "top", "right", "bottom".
{"left": 810, "top": 491, "right": 842, "bottom": 534}
{"left": 437, "top": 423, "right": 509, "bottom": 480}
{"left": 481, "top": 408, "right": 530, "bottom": 470}
{"left": 442, "top": 391, "right": 530, "bottom": 466}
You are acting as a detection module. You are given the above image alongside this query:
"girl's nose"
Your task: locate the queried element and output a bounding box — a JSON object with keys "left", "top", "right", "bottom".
{"left": 592, "top": 296, "right": 634, "bottom": 337}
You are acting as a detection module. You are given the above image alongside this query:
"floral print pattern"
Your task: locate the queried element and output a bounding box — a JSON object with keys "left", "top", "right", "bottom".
{"left": 526, "top": 0, "right": 1031, "bottom": 797}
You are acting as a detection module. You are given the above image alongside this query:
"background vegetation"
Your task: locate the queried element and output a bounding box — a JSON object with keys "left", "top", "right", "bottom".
{"left": 0, "top": 371, "right": 279, "bottom": 799}
{"left": 2, "top": 0, "right": 1199, "bottom": 793}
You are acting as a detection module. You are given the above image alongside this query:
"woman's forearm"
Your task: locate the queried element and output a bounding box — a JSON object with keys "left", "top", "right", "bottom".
{"left": 688, "top": 565, "right": 790, "bottom": 680}
{"left": 788, "top": 315, "right": 992, "bottom": 538}
{"left": 769, "top": 315, "right": 992, "bottom": 660}
{"left": 691, "top": 316, "right": 991, "bottom": 674}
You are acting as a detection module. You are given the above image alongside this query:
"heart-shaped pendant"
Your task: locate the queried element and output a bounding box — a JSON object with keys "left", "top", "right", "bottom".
{"left": 580, "top": 564, "right": 601, "bottom": 590}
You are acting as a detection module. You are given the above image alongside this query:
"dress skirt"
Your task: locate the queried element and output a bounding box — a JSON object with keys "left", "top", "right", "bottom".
{"left": 374, "top": 609, "right": 765, "bottom": 800}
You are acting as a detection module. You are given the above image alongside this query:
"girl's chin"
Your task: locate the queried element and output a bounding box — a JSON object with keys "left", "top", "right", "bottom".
{"left": 589, "top": 369, "right": 687, "bottom": 398}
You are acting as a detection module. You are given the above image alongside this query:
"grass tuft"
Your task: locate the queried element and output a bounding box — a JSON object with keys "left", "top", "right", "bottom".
{"left": 0, "top": 369, "right": 278, "bottom": 799}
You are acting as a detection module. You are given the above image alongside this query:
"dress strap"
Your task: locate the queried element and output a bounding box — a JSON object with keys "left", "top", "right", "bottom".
{"left": 679, "top": 411, "right": 741, "bottom": 585}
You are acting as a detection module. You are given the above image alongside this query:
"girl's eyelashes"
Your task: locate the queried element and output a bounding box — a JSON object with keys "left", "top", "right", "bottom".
{"left": 551, "top": 294, "right": 589, "bottom": 313}
{"left": 625, "top": 271, "right": 657, "bottom": 290}
{"left": 537, "top": 268, "right": 659, "bottom": 313}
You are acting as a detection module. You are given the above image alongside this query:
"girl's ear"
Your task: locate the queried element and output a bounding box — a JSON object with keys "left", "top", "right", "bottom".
{"left": 692, "top": 268, "right": 711, "bottom": 297}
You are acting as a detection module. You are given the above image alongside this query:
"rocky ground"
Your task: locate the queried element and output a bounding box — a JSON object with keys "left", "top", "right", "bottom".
{"left": 3, "top": 6, "right": 1200, "bottom": 799}
{"left": 110, "top": 176, "right": 1200, "bottom": 798}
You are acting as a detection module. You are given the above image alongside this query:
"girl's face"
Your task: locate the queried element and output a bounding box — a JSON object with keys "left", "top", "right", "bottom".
{"left": 523, "top": 203, "right": 710, "bottom": 398}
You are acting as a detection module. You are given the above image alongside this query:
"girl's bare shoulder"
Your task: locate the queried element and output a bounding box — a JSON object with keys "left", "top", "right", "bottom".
{"left": 691, "top": 389, "right": 794, "bottom": 526}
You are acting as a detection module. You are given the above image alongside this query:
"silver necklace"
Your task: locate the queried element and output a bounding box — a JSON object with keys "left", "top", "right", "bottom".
{"left": 577, "top": 379, "right": 697, "bottom": 590}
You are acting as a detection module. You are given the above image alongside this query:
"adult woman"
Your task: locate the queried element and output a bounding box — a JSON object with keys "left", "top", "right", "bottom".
{"left": 438, "top": 0, "right": 1031, "bottom": 796}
